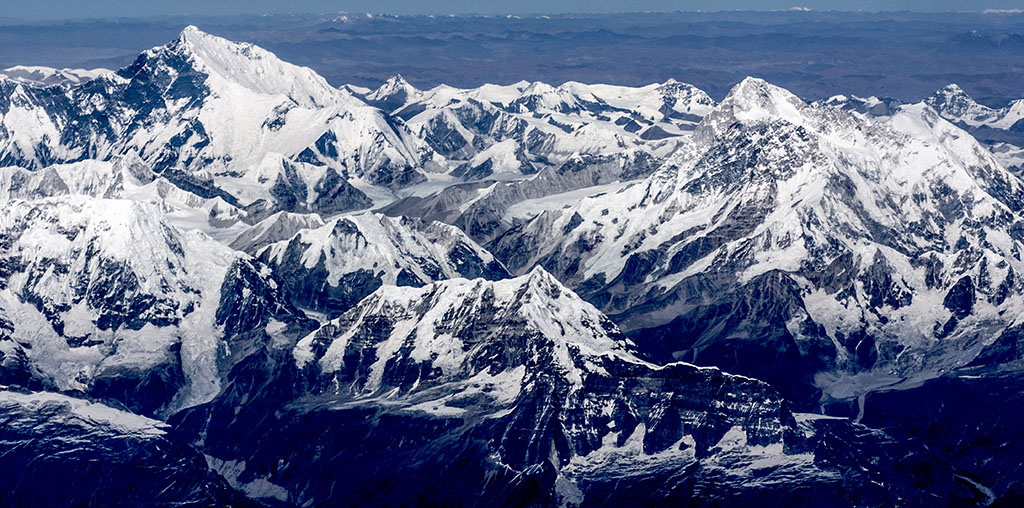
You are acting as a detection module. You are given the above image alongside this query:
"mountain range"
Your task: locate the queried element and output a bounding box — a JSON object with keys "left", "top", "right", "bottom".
{"left": 2, "top": 26, "right": 1023, "bottom": 507}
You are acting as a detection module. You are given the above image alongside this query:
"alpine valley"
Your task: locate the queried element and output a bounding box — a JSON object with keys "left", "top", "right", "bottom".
{"left": 2, "top": 26, "right": 1023, "bottom": 507}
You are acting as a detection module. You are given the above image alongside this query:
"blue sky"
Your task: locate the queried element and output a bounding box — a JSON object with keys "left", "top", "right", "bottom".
{"left": 6, "top": 0, "right": 1024, "bottom": 19}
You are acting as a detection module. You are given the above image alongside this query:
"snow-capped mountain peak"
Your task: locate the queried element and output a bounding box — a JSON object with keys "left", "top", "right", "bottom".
{"left": 522, "top": 80, "right": 558, "bottom": 96}
{"left": 367, "top": 74, "right": 418, "bottom": 99}
{"left": 255, "top": 212, "right": 508, "bottom": 319}
{"left": 363, "top": 74, "right": 424, "bottom": 112}
{"left": 935, "top": 83, "right": 968, "bottom": 97}
{"left": 926, "top": 83, "right": 986, "bottom": 120}
{"left": 294, "top": 266, "right": 633, "bottom": 394}
{"left": 0, "top": 194, "right": 310, "bottom": 415}
{"left": 926, "top": 82, "right": 1024, "bottom": 131}
{"left": 150, "top": 25, "right": 343, "bottom": 108}
{"left": 0, "top": 26, "right": 437, "bottom": 216}
{"left": 656, "top": 78, "right": 715, "bottom": 109}
{"left": 703, "top": 76, "right": 808, "bottom": 133}
{"left": 508, "top": 80, "right": 603, "bottom": 114}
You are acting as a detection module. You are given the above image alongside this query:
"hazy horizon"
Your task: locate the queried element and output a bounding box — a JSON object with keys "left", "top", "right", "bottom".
{"left": 4, "top": 1, "right": 1024, "bottom": 21}
{"left": 3, "top": 10, "right": 1024, "bottom": 105}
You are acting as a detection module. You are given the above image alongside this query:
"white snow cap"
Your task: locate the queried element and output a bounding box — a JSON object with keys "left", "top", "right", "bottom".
{"left": 169, "top": 25, "right": 342, "bottom": 107}
{"left": 705, "top": 76, "right": 808, "bottom": 131}
{"left": 295, "top": 266, "right": 635, "bottom": 389}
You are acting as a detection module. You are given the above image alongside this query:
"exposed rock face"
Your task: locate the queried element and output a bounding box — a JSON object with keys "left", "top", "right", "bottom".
{"left": 859, "top": 372, "right": 1021, "bottom": 501}
{"left": 0, "top": 390, "right": 258, "bottom": 508}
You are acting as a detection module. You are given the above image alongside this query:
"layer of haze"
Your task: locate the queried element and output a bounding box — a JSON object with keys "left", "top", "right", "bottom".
{"left": 6, "top": 0, "right": 1024, "bottom": 20}
{"left": 2, "top": 11, "right": 1024, "bottom": 106}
